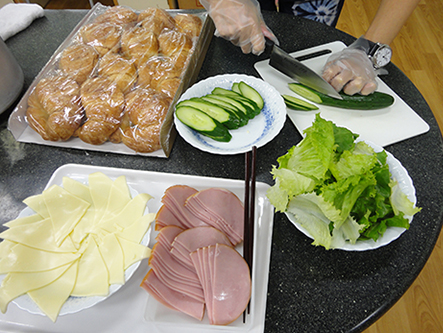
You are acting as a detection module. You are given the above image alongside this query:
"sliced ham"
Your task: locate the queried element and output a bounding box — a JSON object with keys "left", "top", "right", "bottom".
{"left": 155, "top": 225, "right": 183, "bottom": 250}
{"left": 190, "top": 244, "right": 251, "bottom": 326}
{"left": 155, "top": 205, "right": 186, "bottom": 231}
{"left": 149, "top": 242, "right": 204, "bottom": 302}
{"left": 186, "top": 188, "right": 244, "bottom": 245}
{"left": 170, "top": 226, "right": 232, "bottom": 269}
{"left": 160, "top": 185, "right": 209, "bottom": 229}
{"left": 141, "top": 270, "right": 205, "bottom": 321}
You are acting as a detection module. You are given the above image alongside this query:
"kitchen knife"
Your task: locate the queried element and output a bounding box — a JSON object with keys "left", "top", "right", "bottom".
{"left": 269, "top": 44, "right": 343, "bottom": 100}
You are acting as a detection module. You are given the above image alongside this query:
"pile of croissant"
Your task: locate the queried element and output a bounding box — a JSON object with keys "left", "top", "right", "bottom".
{"left": 26, "top": 6, "right": 202, "bottom": 153}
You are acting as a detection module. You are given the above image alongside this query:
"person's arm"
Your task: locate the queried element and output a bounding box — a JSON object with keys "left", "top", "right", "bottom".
{"left": 322, "top": 0, "right": 421, "bottom": 95}
{"left": 364, "top": 0, "right": 421, "bottom": 44}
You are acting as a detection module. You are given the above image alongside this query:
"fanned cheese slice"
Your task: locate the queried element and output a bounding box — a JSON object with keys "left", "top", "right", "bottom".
{"left": 97, "top": 233, "right": 125, "bottom": 285}
{"left": 88, "top": 172, "right": 113, "bottom": 226}
{"left": 116, "top": 236, "right": 151, "bottom": 270}
{"left": 0, "top": 243, "right": 79, "bottom": 274}
{"left": 0, "top": 262, "right": 71, "bottom": 313}
{"left": 117, "top": 212, "right": 155, "bottom": 244}
{"left": 96, "top": 193, "right": 152, "bottom": 235}
{"left": 0, "top": 218, "right": 77, "bottom": 253}
{"left": 23, "top": 194, "right": 49, "bottom": 219}
{"left": 62, "top": 177, "right": 96, "bottom": 248}
{"left": 4, "top": 214, "right": 42, "bottom": 228}
{"left": 70, "top": 237, "right": 109, "bottom": 297}
{"left": 43, "top": 185, "right": 90, "bottom": 247}
{"left": 96, "top": 176, "right": 132, "bottom": 228}
{"left": 28, "top": 260, "right": 78, "bottom": 322}
{"left": 0, "top": 241, "right": 16, "bottom": 259}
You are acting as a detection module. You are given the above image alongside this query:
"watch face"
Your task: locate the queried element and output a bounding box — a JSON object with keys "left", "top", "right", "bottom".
{"left": 374, "top": 45, "right": 392, "bottom": 68}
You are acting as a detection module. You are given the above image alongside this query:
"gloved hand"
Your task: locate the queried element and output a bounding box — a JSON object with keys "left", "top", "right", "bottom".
{"left": 322, "top": 39, "right": 380, "bottom": 96}
{"left": 200, "top": 0, "right": 279, "bottom": 56}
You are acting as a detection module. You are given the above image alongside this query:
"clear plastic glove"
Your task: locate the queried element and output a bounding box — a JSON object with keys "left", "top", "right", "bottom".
{"left": 322, "top": 46, "right": 378, "bottom": 96}
{"left": 200, "top": 0, "right": 279, "bottom": 55}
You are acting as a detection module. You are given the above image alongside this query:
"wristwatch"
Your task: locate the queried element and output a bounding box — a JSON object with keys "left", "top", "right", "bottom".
{"left": 350, "top": 36, "right": 392, "bottom": 69}
{"left": 367, "top": 41, "right": 392, "bottom": 69}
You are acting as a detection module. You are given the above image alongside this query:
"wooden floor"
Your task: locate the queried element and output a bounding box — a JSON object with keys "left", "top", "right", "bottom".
{"left": 39, "top": 0, "right": 443, "bottom": 332}
{"left": 336, "top": 1, "right": 443, "bottom": 332}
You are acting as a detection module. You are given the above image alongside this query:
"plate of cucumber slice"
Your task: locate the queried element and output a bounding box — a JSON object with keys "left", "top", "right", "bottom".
{"left": 174, "top": 74, "right": 286, "bottom": 155}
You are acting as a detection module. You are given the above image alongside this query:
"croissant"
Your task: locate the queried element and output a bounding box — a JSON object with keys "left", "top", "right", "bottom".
{"left": 95, "top": 6, "right": 138, "bottom": 27}
{"left": 59, "top": 44, "right": 99, "bottom": 85}
{"left": 138, "top": 57, "right": 181, "bottom": 90}
{"left": 121, "top": 88, "right": 170, "bottom": 153}
{"left": 26, "top": 75, "right": 84, "bottom": 141}
{"left": 77, "top": 77, "right": 125, "bottom": 145}
{"left": 121, "top": 26, "right": 159, "bottom": 67}
{"left": 137, "top": 8, "right": 175, "bottom": 36}
{"left": 174, "top": 14, "right": 202, "bottom": 38}
{"left": 158, "top": 30, "right": 193, "bottom": 70}
{"left": 79, "top": 22, "right": 122, "bottom": 56}
{"left": 98, "top": 52, "right": 137, "bottom": 93}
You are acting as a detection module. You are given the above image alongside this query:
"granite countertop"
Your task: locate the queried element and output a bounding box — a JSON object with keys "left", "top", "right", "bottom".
{"left": 1, "top": 8, "right": 443, "bottom": 333}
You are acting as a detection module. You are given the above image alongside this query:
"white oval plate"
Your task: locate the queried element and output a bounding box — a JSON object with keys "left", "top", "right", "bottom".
{"left": 174, "top": 74, "right": 286, "bottom": 155}
{"left": 0, "top": 181, "right": 150, "bottom": 317}
{"left": 285, "top": 142, "right": 417, "bottom": 251}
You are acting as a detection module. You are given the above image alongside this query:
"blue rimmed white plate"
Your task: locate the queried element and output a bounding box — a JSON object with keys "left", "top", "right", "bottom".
{"left": 174, "top": 74, "right": 286, "bottom": 155}
{"left": 285, "top": 141, "right": 417, "bottom": 251}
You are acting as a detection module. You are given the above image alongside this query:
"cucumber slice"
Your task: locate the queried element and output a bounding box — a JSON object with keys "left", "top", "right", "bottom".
{"left": 282, "top": 94, "right": 318, "bottom": 111}
{"left": 206, "top": 93, "right": 255, "bottom": 119}
{"left": 288, "top": 83, "right": 395, "bottom": 110}
{"left": 200, "top": 95, "right": 249, "bottom": 127}
{"left": 177, "top": 98, "right": 241, "bottom": 129}
{"left": 238, "top": 81, "right": 264, "bottom": 110}
{"left": 231, "top": 82, "right": 241, "bottom": 94}
{"left": 175, "top": 106, "right": 232, "bottom": 142}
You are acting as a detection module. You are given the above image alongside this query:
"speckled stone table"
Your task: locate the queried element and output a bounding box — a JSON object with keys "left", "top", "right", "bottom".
{"left": 1, "top": 9, "right": 442, "bottom": 333}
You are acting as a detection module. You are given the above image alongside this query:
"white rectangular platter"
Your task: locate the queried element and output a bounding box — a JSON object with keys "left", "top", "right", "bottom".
{"left": 0, "top": 164, "right": 274, "bottom": 333}
{"left": 254, "top": 41, "right": 430, "bottom": 147}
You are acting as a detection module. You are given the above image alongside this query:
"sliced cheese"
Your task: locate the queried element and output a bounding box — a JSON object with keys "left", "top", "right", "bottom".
{"left": 23, "top": 194, "right": 49, "bottom": 219}
{"left": 0, "top": 218, "right": 77, "bottom": 253}
{"left": 0, "top": 172, "right": 154, "bottom": 321}
{"left": 63, "top": 177, "right": 96, "bottom": 248}
{"left": 28, "top": 260, "right": 78, "bottom": 322}
{"left": 70, "top": 237, "right": 109, "bottom": 297}
{"left": 43, "top": 185, "right": 90, "bottom": 247}
{"left": 116, "top": 236, "right": 151, "bottom": 270}
{"left": 97, "top": 233, "right": 125, "bottom": 285}
{"left": 0, "top": 243, "right": 79, "bottom": 274}
{"left": 117, "top": 212, "right": 155, "bottom": 244}
{"left": 88, "top": 172, "right": 113, "bottom": 226}
{"left": 4, "top": 214, "right": 42, "bottom": 228}
{"left": 0, "top": 262, "right": 71, "bottom": 313}
{"left": 96, "top": 193, "right": 152, "bottom": 235}
{"left": 96, "top": 176, "right": 132, "bottom": 228}
{"left": 0, "top": 240, "right": 16, "bottom": 259}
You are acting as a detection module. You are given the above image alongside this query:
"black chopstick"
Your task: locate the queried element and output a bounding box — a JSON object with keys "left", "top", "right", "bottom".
{"left": 243, "top": 146, "right": 257, "bottom": 322}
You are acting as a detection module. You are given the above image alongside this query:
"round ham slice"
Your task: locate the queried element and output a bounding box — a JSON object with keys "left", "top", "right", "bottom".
{"left": 170, "top": 226, "right": 232, "bottom": 269}
{"left": 185, "top": 188, "right": 244, "bottom": 245}
{"left": 190, "top": 244, "right": 251, "bottom": 326}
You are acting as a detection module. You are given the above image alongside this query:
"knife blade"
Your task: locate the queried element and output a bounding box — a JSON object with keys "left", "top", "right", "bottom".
{"left": 269, "top": 44, "right": 343, "bottom": 100}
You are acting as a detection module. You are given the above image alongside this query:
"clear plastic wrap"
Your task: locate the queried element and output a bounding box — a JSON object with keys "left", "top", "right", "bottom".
{"left": 8, "top": 4, "right": 213, "bottom": 157}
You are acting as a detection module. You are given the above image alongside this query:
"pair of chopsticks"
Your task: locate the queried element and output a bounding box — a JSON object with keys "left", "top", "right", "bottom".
{"left": 243, "top": 146, "right": 257, "bottom": 322}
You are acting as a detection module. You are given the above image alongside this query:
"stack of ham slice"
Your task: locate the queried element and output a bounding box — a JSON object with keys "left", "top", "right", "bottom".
{"left": 141, "top": 185, "right": 251, "bottom": 326}
{"left": 155, "top": 185, "right": 244, "bottom": 245}
{"left": 190, "top": 244, "right": 251, "bottom": 325}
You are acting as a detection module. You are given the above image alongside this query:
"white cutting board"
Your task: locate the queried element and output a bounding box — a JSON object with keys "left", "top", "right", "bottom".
{"left": 254, "top": 41, "right": 429, "bottom": 147}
